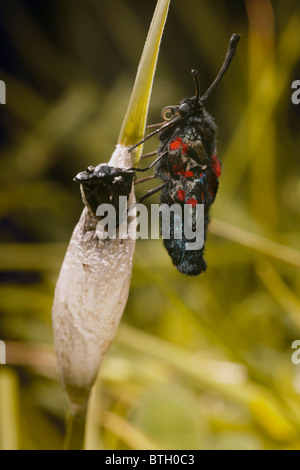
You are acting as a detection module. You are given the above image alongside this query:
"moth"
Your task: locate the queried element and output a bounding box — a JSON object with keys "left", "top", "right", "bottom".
{"left": 131, "top": 33, "right": 240, "bottom": 275}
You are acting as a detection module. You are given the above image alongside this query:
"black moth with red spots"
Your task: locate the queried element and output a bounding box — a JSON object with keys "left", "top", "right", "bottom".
{"left": 156, "top": 128, "right": 221, "bottom": 276}
{"left": 132, "top": 33, "right": 240, "bottom": 276}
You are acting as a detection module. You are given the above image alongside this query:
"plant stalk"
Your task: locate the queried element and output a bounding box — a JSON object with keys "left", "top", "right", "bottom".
{"left": 63, "top": 402, "right": 88, "bottom": 451}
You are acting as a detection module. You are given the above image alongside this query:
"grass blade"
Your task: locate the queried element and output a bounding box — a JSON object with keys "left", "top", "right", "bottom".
{"left": 118, "top": 0, "right": 170, "bottom": 162}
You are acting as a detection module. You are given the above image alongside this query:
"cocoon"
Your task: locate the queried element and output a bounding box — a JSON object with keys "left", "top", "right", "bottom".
{"left": 52, "top": 145, "right": 136, "bottom": 413}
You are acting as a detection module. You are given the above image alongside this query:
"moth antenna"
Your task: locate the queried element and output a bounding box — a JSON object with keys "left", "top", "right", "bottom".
{"left": 200, "top": 33, "right": 240, "bottom": 102}
{"left": 191, "top": 69, "right": 200, "bottom": 99}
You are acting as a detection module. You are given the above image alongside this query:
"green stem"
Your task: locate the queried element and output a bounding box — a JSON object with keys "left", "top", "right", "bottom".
{"left": 118, "top": 0, "right": 170, "bottom": 162}
{"left": 63, "top": 403, "right": 88, "bottom": 451}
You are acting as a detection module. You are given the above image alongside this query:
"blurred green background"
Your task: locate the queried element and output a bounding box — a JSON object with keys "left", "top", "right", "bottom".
{"left": 1, "top": 0, "right": 300, "bottom": 450}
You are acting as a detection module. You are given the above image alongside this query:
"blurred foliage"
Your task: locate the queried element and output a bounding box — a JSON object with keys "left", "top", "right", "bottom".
{"left": 1, "top": 0, "right": 300, "bottom": 450}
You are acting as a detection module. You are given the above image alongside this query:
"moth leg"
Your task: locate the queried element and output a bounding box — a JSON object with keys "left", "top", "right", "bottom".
{"left": 138, "top": 181, "right": 169, "bottom": 203}
{"left": 130, "top": 150, "right": 168, "bottom": 173}
{"left": 141, "top": 151, "right": 157, "bottom": 159}
{"left": 134, "top": 175, "right": 157, "bottom": 185}
{"left": 128, "top": 116, "right": 181, "bottom": 152}
{"left": 146, "top": 122, "right": 164, "bottom": 129}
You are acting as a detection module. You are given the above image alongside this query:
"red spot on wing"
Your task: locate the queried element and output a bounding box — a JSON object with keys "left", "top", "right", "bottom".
{"left": 172, "top": 164, "right": 193, "bottom": 178}
{"left": 186, "top": 198, "right": 198, "bottom": 208}
{"left": 177, "top": 189, "right": 185, "bottom": 201}
{"left": 169, "top": 136, "right": 188, "bottom": 154}
{"left": 211, "top": 155, "right": 222, "bottom": 178}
